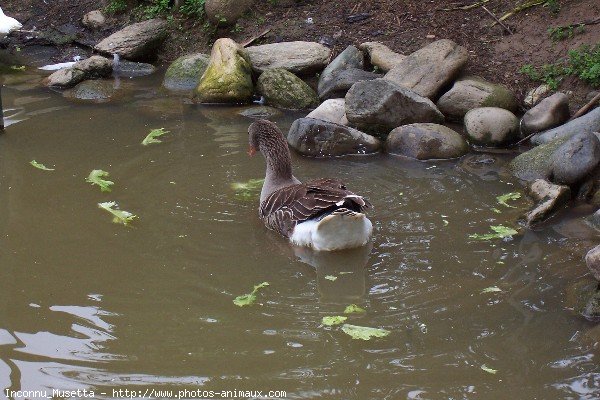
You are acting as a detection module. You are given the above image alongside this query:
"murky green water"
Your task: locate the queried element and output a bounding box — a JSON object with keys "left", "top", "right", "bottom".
{"left": 1, "top": 68, "right": 600, "bottom": 399}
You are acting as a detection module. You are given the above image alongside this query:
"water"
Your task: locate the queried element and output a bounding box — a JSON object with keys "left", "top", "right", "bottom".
{"left": 1, "top": 68, "right": 600, "bottom": 399}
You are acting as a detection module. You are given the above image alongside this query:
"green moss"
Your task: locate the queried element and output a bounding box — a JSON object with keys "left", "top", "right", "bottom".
{"left": 482, "top": 85, "right": 518, "bottom": 112}
{"left": 509, "top": 135, "right": 569, "bottom": 181}
{"left": 256, "top": 68, "right": 319, "bottom": 110}
{"left": 164, "top": 53, "right": 209, "bottom": 90}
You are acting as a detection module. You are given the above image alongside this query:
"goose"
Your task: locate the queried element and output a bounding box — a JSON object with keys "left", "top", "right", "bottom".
{"left": 248, "top": 119, "right": 373, "bottom": 251}
{"left": 0, "top": 7, "right": 21, "bottom": 38}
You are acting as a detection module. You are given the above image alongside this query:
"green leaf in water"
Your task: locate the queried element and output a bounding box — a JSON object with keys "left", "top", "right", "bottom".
{"left": 344, "top": 304, "right": 366, "bottom": 314}
{"left": 469, "top": 225, "right": 518, "bottom": 241}
{"left": 86, "top": 169, "right": 114, "bottom": 192}
{"left": 30, "top": 160, "right": 54, "bottom": 171}
{"left": 233, "top": 282, "right": 269, "bottom": 307}
{"left": 322, "top": 316, "right": 347, "bottom": 326}
{"left": 324, "top": 275, "right": 338, "bottom": 281}
{"left": 341, "top": 324, "right": 390, "bottom": 340}
{"left": 497, "top": 192, "right": 521, "bottom": 208}
{"left": 481, "top": 364, "right": 498, "bottom": 374}
{"left": 142, "top": 128, "right": 169, "bottom": 145}
{"left": 231, "top": 178, "right": 264, "bottom": 201}
{"left": 481, "top": 286, "right": 503, "bottom": 294}
{"left": 98, "top": 201, "right": 137, "bottom": 226}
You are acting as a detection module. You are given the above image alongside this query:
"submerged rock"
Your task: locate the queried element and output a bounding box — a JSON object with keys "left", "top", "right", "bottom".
{"left": 524, "top": 179, "right": 571, "bottom": 226}
{"left": 531, "top": 107, "right": 600, "bottom": 145}
{"left": 246, "top": 41, "right": 331, "bottom": 75}
{"left": 287, "top": 118, "right": 381, "bottom": 157}
{"left": 464, "top": 107, "right": 519, "bottom": 146}
{"left": 195, "top": 38, "right": 253, "bottom": 104}
{"left": 94, "top": 19, "right": 168, "bottom": 61}
{"left": 586, "top": 245, "right": 600, "bottom": 281}
{"left": 63, "top": 80, "right": 116, "bottom": 103}
{"left": 116, "top": 60, "right": 156, "bottom": 77}
{"left": 163, "top": 53, "right": 210, "bottom": 91}
{"left": 205, "top": 0, "right": 254, "bottom": 25}
{"left": 583, "top": 289, "right": 600, "bottom": 320}
{"left": 384, "top": 39, "right": 468, "bottom": 99}
{"left": 45, "top": 55, "right": 112, "bottom": 89}
{"left": 257, "top": 68, "right": 319, "bottom": 110}
{"left": 386, "top": 123, "right": 469, "bottom": 160}
{"left": 345, "top": 78, "right": 444, "bottom": 137}
{"left": 306, "top": 98, "right": 348, "bottom": 125}
{"left": 521, "top": 92, "right": 570, "bottom": 135}
{"left": 436, "top": 76, "right": 518, "bottom": 119}
{"left": 319, "top": 68, "right": 380, "bottom": 100}
{"left": 318, "top": 45, "right": 364, "bottom": 98}
{"left": 359, "top": 42, "right": 405, "bottom": 72}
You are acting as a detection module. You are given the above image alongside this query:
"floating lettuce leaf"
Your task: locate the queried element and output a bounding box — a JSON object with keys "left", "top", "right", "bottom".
{"left": 98, "top": 201, "right": 136, "bottom": 226}
{"left": 469, "top": 225, "right": 518, "bottom": 241}
{"left": 481, "top": 364, "right": 498, "bottom": 374}
{"left": 86, "top": 170, "right": 114, "bottom": 192}
{"left": 344, "top": 304, "right": 366, "bottom": 314}
{"left": 233, "top": 282, "right": 269, "bottom": 307}
{"left": 341, "top": 324, "right": 390, "bottom": 340}
{"left": 142, "top": 128, "right": 169, "bottom": 145}
{"left": 30, "top": 160, "right": 54, "bottom": 171}
{"left": 324, "top": 275, "right": 337, "bottom": 281}
{"left": 497, "top": 192, "right": 521, "bottom": 208}
{"left": 481, "top": 286, "right": 503, "bottom": 294}
{"left": 231, "top": 178, "right": 264, "bottom": 201}
{"left": 322, "top": 316, "right": 347, "bottom": 326}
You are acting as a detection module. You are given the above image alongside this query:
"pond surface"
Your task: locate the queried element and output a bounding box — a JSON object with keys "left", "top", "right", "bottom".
{"left": 1, "top": 68, "right": 600, "bottom": 399}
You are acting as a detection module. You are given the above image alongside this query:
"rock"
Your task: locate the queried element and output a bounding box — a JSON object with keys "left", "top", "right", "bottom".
{"left": 345, "top": 78, "right": 444, "bottom": 137}
{"left": 238, "top": 106, "right": 282, "bottom": 119}
{"left": 287, "top": 118, "right": 381, "bottom": 157}
{"left": 257, "top": 68, "right": 319, "bottom": 110}
{"left": 521, "top": 92, "right": 570, "bottom": 135}
{"left": 306, "top": 98, "right": 348, "bottom": 125}
{"left": 82, "top": 10, "right": 106, "bottom": 30}
{"left": 319, "top": 68, "right": 380, "bottom": 100}
{"left": 163, "top": 53, "right": 210, "bottom": 91}
{"left": 524, "top": 84, "right": 551, "bottom": 108}
{"left": 205, "top": 0, "right": 254, "bottom": 25}
{"left": 464, "top": 107, "right": 519, "bottom": 146}
{"left": 318, "top": 45, "right": 364, "bottom": 96}
{"left": 583, "top": 289, "right": 600, "bottom": 320}
{"left": 359, "top": 42, "right": 405, "bottom": 72}
{"left": 585, "top": 245, "right": 600, "bottom": 281}
{"left": 63, "top": 80, "right": 116, "bottom": 103}
{"left": 115, "top": 60, "right": 156, "bottom": 77}
{"left": 94, "top": 19, "right": 168, "bottom": 61}
{"left": 385, "top": 123, "right": 469, "bottom": 160}
{"left": 436, "top": 76, "right": 518, "bottom": 119}
{"left": 384, "top": 39, "right": 468, "bottom": 99}
{"left": 246, "top": 41, "right": 331, "bottom": 75}
{"left": 524, "top": 179, "right": 571, "bottom": 225}
{"left": 195, "top": 38, "right": 253, "bottom": 104}
{"left": 45, "top": 55, "right": 112, "bottom": 89}
{"left": 510, "top": 132, "right": 600, "bottom": 186}
{"left": 531, "top": 107, "right": 600, "bottom": 145}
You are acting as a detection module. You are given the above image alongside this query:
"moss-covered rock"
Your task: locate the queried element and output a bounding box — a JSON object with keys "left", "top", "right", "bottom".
{"left": 195, "top": 38, "right": 253, "bottom": 104}
{"left": 163, "top": 53, "right": 209, "bottom": 91}
{"left": 257, "top": 68, "right": 319, "bottom": 110}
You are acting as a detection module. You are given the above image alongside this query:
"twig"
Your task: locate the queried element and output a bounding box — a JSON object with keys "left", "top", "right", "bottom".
{"left": 482, "top": 6, "right": 513, "bottom": 34}
{"left": 241, "top": 28, "right": 271, "bottom": 47}
{"left": 495, "top": 0, "right": 546, "bottom": 25}
{"left": 570, "top": 92, "right": 600, "bottom": 120}
{"left": 441, "top": 0, "right": 490, "bottom": 11}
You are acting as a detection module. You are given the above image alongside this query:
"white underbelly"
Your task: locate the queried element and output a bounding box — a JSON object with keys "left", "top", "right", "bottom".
{"left": 289, "top": 212, "right": 373, "bottom": 251}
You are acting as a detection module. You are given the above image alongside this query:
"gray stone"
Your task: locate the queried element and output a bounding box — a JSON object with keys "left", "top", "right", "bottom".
{"left": 385, "top": 123, "right": 469, "bottom": 160}
{"left": 205, "top": 0, "right": 254, "bottom": 25}
{"left": 583, "top": 289, "right": 600, "bottom": 320}
{"left": 436, "top": 76, "right": 518, "bottom": 119}
{"left": 359, "top": 42, "right": 405, "bottom": 72}
{"left": 319, "top": 68, "right": 380, "bottom": 100}
{"left": 524, "top": 179, "right": 571, "bottom": 226}
{"left": 246, "top": 41, "right": 331, "bottom": 75}
{"left": 116, "top": 60, "right": 156, "bottom": 77}
{"left": 82, "top": 10, "right": 106, "bottom": 30}
{"left": 384, "top": 39, "right": 468, "bottom": 99}
{"left": 464, "top": 107, "right": 519, "bottom": 146}
{"left": 238, "top": 106, "right": 282, "bottom": 119}
{"left": 345, "top": 78, "right": 444, "bottom": 137}
{"left": 585, "top": 244, "right": 600, "bottom": 281}
{"left": 45, "top": 55, "right": 112, "bottom": 89}
{"left": 163, "top": 53, "right": 209, "bottom": 91}
{"left": 524, "top": 84, "right": 551, "bottom": 108}
{"left": 63, "top": 80, "right": 116, "bottom": 103}
{"left": 521, "top": 92, "right": 570, "bottom": 135}
{"left": 531, "top": 107, "right": 600, "bottom": 145}
{"left": 257, "top": 68, "right": 319, "bottom": 110}
{"left": 287, "top": 118, "right": 381, "bottom": 157}
{"left": 306, "top": 99, "right": 348, "bottom": 125}
{"left": 94, "top": 19, "right": 168, "bottom": 61}
{"left": 318, "top": 45, "right": 364, "bottom": 97}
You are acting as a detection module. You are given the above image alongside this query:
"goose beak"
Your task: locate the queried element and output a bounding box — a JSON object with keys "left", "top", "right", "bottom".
{"left": 247, "top": 145, "right": 256, "bottom": 157}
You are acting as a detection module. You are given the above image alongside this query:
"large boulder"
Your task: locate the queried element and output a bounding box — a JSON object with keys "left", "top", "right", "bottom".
{"left": 318, "top": 45, "right": 364, "bottom": 97}
{"left": 359, "top": 42, "right": 405, "bottom": 72}
{"left": 384, "top": 39, "right": 468, "bottom": 99}
{"left": 510, "top": 131, "right": 600, "bottom": 186}
{"left": 94, "top": 19, "right": 168, "bottom": 61}
{"left": 521, "top": 92, "right": 570, "bottom": 135}
{"left": 345, "top": 78, "right": 444, "bottom": 137}
{"left": 163, "top": 53, "right": 210, "bottom": 91}
{"left": 287, "top": 118, "right": 381, "bottom": 157}
{"left": 246, "top": 41, "right": 331, "bottom": 75}
{"left": 257, "top": 68, "right": 319, "bottom": 110}
{"left": 45, "top": 55, "right": 112, "bottom": 89}
{"left": 464, "top": 107, "right": 519, "bottom": 146}
{"left": 386, "top": 123, "right": 469, "bottom": 160}
{"left": 319, "top": 68, "right": 380, "bottom": 100}
{"left": 524, "top": 179, "right": 571, "bottom": 226}
{"left": 205, "top": 0, "right": 254, "bottom": 25}
{"left": 531, "top": 107, "right": 600, "bottom": 145}
{"left": 436, "top": 76, "right": 518, "bottom": 119}
{"left": 195, "top": 38, "right": 253, "bottom": 104}
{"left": 306, "top": 99, "right": 348, "bottom": 125}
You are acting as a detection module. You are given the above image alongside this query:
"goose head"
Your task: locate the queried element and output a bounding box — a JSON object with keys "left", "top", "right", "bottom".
{"left": 248, "top": 119, "right": 295, "bottom": 183}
